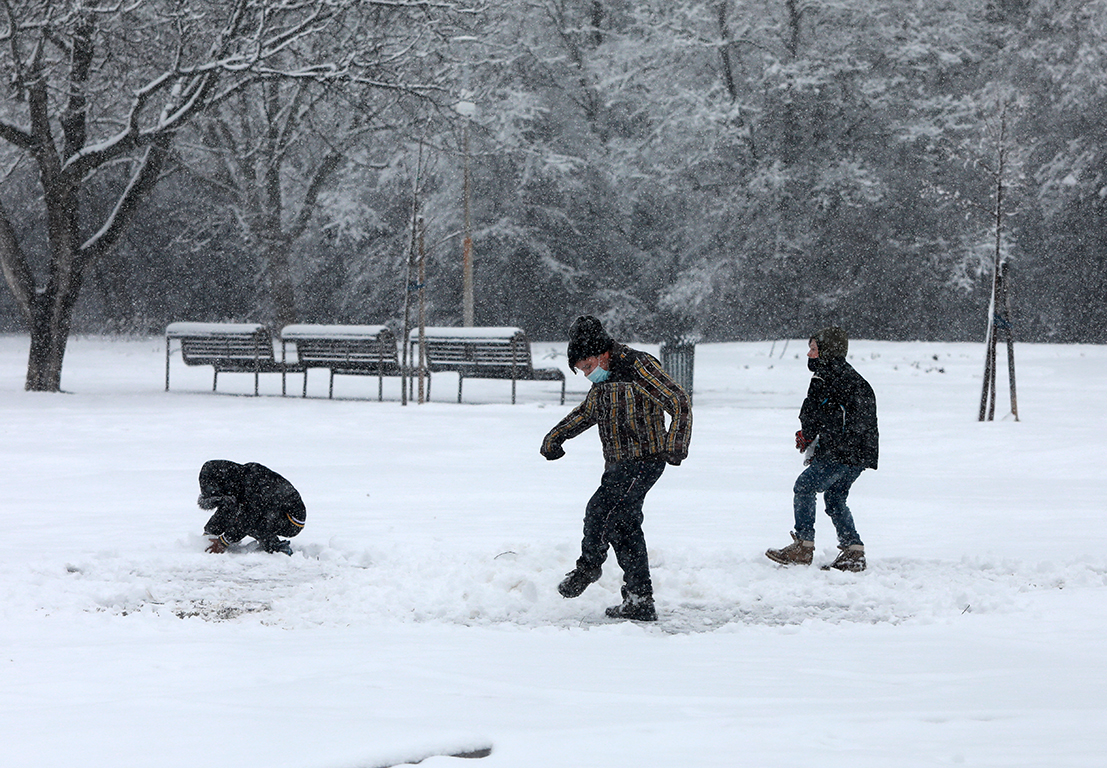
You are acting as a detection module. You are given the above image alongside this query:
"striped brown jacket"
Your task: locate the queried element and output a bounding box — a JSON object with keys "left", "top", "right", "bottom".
{"left": 542, "top": 344, "right": 692, "bottom": 464}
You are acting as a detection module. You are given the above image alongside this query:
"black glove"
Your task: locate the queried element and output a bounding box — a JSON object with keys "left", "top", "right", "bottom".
{"left": 663, "top": 451, "right": 685, "bottom": 466}
{"left": 541, "top": 443, "right": 565, "bottom": 461}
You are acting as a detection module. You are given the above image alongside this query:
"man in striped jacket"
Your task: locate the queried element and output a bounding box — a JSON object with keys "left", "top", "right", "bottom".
{"left": 541, "top": 316, "right": 692, "bottom": 621}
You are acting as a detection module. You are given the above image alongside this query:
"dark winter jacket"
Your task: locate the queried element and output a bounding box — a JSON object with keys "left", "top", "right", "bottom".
{"left": 800, "top": 357, "right": 879, "bottom": 469}
{"left": 542, "top": 343, "right": 692, "bottom": 464}
{"left": 199, "top": 460, "right": 306, "bottom": 550}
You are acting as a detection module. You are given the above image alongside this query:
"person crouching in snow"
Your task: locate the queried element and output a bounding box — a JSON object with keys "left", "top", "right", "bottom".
{"left": 766, "top": 327, "right": 878, "bottom": 572}
{"left": 541, "top": 315, "right": 692, "bottom": 622}
{"left": 197, "top": 460, "right": 306, "bottom": 555}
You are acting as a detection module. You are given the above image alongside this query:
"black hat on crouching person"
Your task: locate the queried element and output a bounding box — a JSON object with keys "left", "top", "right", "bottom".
{"left": 813, "top": 326, "right": 849, "bottom": 359}
{"left": 567, "top": 315, "right": 614, "bottom": 372}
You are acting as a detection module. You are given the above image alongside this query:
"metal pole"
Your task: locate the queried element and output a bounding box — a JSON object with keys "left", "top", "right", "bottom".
{"left": 418, "top": 216, "right": 427, "bottom": 404}
{"left": 400, "top": 230, "right": 414, "bottom": 406}
{"left": 1002, "top": 262, "right": 1019, "bottom": 421}
{"left": 401, "top": 163, "right": 422, "bottom": 406}
{"left": 462, "top": 118, "right": 474, "bottom": 326}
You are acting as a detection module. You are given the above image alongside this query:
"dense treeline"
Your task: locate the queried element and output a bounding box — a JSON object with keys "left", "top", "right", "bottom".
{"left": 3, "top": 1, "right": 1106, "bottom": 370}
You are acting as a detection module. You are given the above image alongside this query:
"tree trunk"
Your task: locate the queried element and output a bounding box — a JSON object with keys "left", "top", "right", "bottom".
{"left": 262, "top": 239, "right": 299, "bottom": 330}
{"left": 716, "top": 2, "right": 738, "bottom": 102}
{"left": 25, "top": 281, "right": 80, "bottom": 392}
{"left": 1, "top": 182, "right": 85, "bottom": 392}
{"left": 26, "top": 313, "right": 67, "bottom": 392}
{"left": 785, "top": 0, "right": 802, "bottom": 60}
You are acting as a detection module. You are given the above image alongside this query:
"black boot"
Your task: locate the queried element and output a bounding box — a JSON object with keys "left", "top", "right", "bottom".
{"left": 259, "top": 537, "right": 293, "bottom": 555}
{"left": 605, "top": 588, "right": 656, "bottom": 622}
{"left": 558, "top": 566, "right": 601, "bottom": 598}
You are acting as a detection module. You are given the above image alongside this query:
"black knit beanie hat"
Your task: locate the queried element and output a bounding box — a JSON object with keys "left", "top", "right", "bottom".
{"left": 813, "top": 327, "right": 849, "bottom": 358}
{"left": 567, "top": 315, "right": 614, "bottom": 372}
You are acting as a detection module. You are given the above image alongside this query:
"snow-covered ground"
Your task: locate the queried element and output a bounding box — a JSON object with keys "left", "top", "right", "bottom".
{"left": 1, "top": 333, "right": 1104, "bottom": 768}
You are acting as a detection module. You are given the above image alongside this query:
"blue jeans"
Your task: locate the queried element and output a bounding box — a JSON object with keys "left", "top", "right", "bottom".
{"left": 793, "top": 458, "right": 865, "bottom": 547}
{"left": 577, "top": 459, "right": 666, "bottom": 599}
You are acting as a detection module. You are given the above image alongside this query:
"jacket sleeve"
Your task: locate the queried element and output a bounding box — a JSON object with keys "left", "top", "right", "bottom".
{"left": 204, "top": 498, "right": 247, "bottom": 545}
{"left": 541, "top": 391, "right": 597, "bottom": 457}
{"left": 633, "top": 355, "right": 693, "bottom": 462}
{"left": 799, "top": 375, "right": 825, "bottom": 437}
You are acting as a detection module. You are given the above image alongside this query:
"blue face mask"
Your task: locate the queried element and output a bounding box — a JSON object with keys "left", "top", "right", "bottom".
{"left": 586, "top": 366, "right": 610, "bottom": 384}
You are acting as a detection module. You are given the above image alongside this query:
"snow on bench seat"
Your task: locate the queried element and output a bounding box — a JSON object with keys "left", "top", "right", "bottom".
{"left": 408, "top": 326, "right": 565, "bottom": 405}
{"left": 280, "top": 324, "right": 415, "bottom": 400}
{"left": 165, "top": 323, "right": 297, "bottom": 396}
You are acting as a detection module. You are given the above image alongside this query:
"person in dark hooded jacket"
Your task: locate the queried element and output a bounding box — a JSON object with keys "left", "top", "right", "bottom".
{"left": 197, "top": 460, "right": 306, "bottom": 555}
{"left": 766, "top": 327, "right": 878, "bottom": 572}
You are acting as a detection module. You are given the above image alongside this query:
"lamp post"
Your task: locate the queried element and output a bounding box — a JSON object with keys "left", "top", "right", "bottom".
{"left": 453, "top": 35, "right": 478, "bottom": 326}
{"left": 456, "top": 98, "right": 475, "bottom": 327}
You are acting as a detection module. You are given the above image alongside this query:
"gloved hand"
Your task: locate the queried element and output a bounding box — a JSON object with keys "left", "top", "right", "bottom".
{"left": 205, "top": 536, "right": 227, "bottom": 554}
{"left": 796, "top": 430, "right": 813, "bottom": 452}
{"left": 541, "top": 443, "right": 565, "bottom": 461}
{"left": 662, "top": 451, "right": 686, "bottom": 466}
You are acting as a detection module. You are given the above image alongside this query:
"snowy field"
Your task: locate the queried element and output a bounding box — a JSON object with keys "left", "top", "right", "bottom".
{"left": 1, "top": 333, "right": 1105, "bottom": 768}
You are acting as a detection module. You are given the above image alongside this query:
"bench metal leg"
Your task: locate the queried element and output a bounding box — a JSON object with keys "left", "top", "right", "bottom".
{"left": 213, "top": 370, "right": 218, "bottom": 392}
{"left": 328, "top": 370, "right": 335, "bottom": 399}
{"left": 281, "top": 341, "right": 289, "bottom": 397}
{"left": 457, "top": 373, "right": 463, "bottom": 404}
{"left": 511, "top": 377, "right": 517, "bottom": 405}
{"left": 303, "top": 369, "right": 309, "bottom": 398}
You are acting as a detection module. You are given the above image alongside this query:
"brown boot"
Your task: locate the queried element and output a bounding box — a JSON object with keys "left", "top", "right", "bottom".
{"left": 766, "top": 532, "right": 814, "bottom": 566}
{"left": 821, "top": 544, "right": 866, "bottom": 572}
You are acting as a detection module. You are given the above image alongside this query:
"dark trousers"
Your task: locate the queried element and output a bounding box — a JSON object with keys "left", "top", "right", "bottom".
{"left": 577, "top": 459, "right": 665, "bottom": 599}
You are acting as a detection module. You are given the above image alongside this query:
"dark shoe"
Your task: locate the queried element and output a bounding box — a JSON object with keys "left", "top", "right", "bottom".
{"left": 821, "top": 544, "right": 865, "bottom": 572}
{"left": 605, "top": 591, "right": 657, "bottom": 622}
{"left": 766, "top": 532, "right": 814, "bottom": 566}
{"left": 558, "top": 566, "right": 601, "bottom": 598}
{"left": 260, "top": 538, "right": 293, "bottom": 556}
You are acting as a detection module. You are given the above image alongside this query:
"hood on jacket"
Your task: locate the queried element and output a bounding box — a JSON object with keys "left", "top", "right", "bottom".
{"left": 813, "top": 327, "right": 849, "bottom": 359}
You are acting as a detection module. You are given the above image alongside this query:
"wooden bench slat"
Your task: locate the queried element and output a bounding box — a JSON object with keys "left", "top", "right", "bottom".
{"left": 167, "top": 323, "right": 563, "bottom": 403}
{"left": 166, "top": 324, "right": 299, "bottom": 396}
{"left": 410, "top": 327, "right": 565, "bottom": 404}
{"left": 280, "top": 325, "right": 420, "bottom": 400}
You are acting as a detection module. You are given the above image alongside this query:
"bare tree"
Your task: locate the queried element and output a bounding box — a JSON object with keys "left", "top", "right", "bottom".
{"left": 182, "top": 2, "right": 474, "bottom": 329}
{"left": 186, "top": 81, "right": 371, "bottom": 329}
{"left": 0, "top": 0, "right": 404, "bottom": 391}
{"left": 974, "top": 99, "right": 1021, "bottom": 422}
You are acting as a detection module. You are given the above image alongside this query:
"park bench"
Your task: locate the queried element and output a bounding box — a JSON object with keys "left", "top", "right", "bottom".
{"left": 165, "top": 322, "right": 298, "bottom": 396}
{"left": 280, "top": 324, "right": 422, "bottom": 400}
{"left": 409, "top": 326, "right": 565, "bottom": 404}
